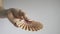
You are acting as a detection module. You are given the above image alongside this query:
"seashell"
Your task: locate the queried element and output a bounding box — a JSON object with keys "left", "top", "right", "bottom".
{"left": 15, "top": 19, "right": 43, "bottom": 31}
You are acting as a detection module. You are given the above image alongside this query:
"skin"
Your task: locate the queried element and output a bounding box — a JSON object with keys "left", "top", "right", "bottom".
{"left": 0, "top": 8, "right": 30, "bottom": 23}
{"left": 6, "top": 8, "right": 31, "bottom": 27}
{"left": 7, "top": 8, "right": 29, "bottom": 20}
{"left": 0, "top": 8, "right": 28, "bottom": 19}
{"left": 0, "top": 9, "right": 7, "bottom": 18}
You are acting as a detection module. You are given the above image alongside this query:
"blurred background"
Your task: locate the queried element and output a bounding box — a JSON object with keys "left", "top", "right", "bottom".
{"left": 0, "top": 0, "right": 60, "bottom": 34}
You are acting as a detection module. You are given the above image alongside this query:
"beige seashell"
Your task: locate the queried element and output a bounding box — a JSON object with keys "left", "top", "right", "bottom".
{"left": 15, "top": 19, "right": 43, "bottom": 31}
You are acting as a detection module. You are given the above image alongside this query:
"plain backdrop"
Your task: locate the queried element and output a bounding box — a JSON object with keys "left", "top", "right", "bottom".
{"left": 0, "top": 0, "right": 60, "bottom": 34}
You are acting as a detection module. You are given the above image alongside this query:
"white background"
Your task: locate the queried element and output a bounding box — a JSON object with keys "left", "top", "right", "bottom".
{"left": 0, "top": 0, "right": 60, "bottom": 34}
